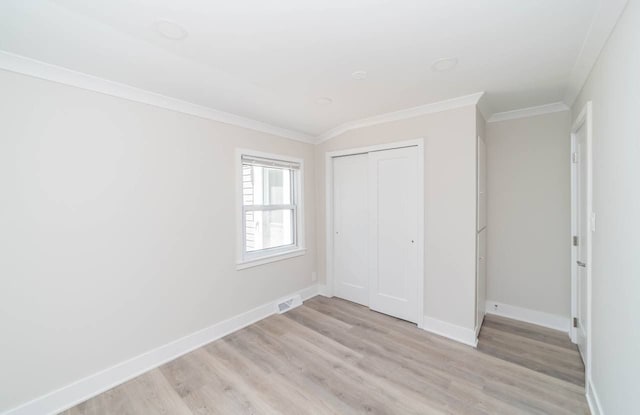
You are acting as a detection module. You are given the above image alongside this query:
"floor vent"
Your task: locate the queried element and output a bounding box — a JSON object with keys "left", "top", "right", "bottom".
{"left": 276, "top": 294, "right": 303, "bottom": 314}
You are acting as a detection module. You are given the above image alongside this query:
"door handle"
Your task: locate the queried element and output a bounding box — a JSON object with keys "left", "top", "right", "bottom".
{"left": 577, "top": 261, "right": 587, "bottom": 268}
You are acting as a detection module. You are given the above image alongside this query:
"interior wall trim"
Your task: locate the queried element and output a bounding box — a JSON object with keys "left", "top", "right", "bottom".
{"left": 421, "top": 315, "right": 479, "bottom": 348}
{"left": 2, "top": 285, "right": 321, "bottom": 415}
{"left": 315, "top": 92, "right": 485, "bottom": 143}
{"left": 475, "top": 313, "right": 486, "bottom": 338}
{"left": 487, "top": 102, "right": 569, "bottom": 123}
{"left": 0, "top": 50, "right": 315, "bottom": 144}
{"left": 485, "top": 300, "right": 570, "bottom": 333}
{"left": 586, "top": 377, "right": 604, "bottom": 415}
{"left": 7, "top": 43, "right": 617, "bottom": 144}
{"left": 563, "top": 0, "right": 629, "bottom": 106}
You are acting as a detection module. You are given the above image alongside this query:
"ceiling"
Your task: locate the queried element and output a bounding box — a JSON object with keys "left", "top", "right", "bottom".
{"left": 0, "top": 0, "right": 614, "bottom": 141}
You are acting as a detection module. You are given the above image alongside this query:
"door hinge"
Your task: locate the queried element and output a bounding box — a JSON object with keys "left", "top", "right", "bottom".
{"left": 573, "top": 317, "right": 578, "bottom": 328}
{"left": 572, "top": 152, "right": 578, "bottom": 164}
{"left": 573, "top": 236, "right": 579, "bottom": 246}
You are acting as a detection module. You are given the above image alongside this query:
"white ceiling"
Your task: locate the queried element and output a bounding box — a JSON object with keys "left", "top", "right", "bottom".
{"left": 0, "top": 0, "right": 612, "bottom": 140}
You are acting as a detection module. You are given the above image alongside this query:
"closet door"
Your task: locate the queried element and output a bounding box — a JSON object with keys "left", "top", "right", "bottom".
{"left": 332, "top": 154, "right": 369, "bottom": 306}
{"left": 368, "top": 146, "right": 419, "bottom": 323}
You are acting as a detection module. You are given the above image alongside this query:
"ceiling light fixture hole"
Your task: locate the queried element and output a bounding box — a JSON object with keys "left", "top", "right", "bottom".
{"left": 431, "top": 57, "right": 458, "bottom": 72}
{"left": 351, "top": 70, "right": 368, "bottom": 80}
{"left": 316, "top": 97, "right": 333, "bottom": 105}
{"left": 153, "top": 19, "right": 188, "bottom": 40}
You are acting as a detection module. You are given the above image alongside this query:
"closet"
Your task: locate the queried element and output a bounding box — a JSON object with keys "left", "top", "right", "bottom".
{"left": 332, "top": 145, "right": 420, "bottom": 323}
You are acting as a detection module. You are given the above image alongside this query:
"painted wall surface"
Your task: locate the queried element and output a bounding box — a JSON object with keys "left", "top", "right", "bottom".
{"left": 0, "top": 69, "right": 316, "bottom": 412}
{"left": 475, "top": 108, "right": 487, "bottom": 329}
{"left": 571, "top": 1, "right": 640, "bottom": 412}
{"left": 315, "top": 106, "right": 478, "bottom": 330}
{"left": 485, "top": 111, "right": 571, "bottom": 318}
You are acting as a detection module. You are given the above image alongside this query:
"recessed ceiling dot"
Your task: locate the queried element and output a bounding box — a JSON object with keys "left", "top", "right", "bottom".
{"left": 153, "top": 19, "right": 188, "bottom": 40}
{"left": 431, "top": 57, "right": 459, "bottom": 72}
{"left": 316, "top": 97, "right": 333, "bottom": 105}
{"left": 351, "top": 70, "right": 368, "bottom": 80}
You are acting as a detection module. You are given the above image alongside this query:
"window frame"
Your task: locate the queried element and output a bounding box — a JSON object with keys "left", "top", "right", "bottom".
{"left": 236, "top": 149, "right": 305, "bottom": 269}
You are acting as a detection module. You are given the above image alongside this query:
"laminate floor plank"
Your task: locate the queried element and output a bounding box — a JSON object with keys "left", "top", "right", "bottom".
{"left": 478, "top": 315, "right": 585, "bottom": 387}
{"left": 481, "top": 315, "right": 576, "bottom": 350}
{"left": 478, "top": 327, "right": 585, "bottom": 386}
{"left": 305, "top": 298, "right": 586, "bottom": 405}
{"left": 250, "top": 322, "right": 431, "bottom": 415}
{"left": 62, "top": 297, "right": 588, "bottom": 415}
{"left": 289, "top": 303, "right": 586, "bottom": 414}
{"left": 64, "top": 385, "right": 136, "bottom": 415}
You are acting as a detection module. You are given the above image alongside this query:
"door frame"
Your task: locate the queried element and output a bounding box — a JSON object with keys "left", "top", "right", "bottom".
{"left": 570, "top": 101, "right": 593, "bottom": 381}
{"left": 325, "top": 138, "right": 425, "bottom": 327}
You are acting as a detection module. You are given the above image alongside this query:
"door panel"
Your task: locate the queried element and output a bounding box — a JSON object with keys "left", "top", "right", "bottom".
{"left": 368, "top": 146, "right": 419, "bottom": 323}
{"left": 575, "top": 123, "right": 589, "bottom": 362}
{"left": 333, "top": 154, "right": 369, "bottom": 306}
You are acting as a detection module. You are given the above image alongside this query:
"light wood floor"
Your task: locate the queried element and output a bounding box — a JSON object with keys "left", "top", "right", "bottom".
{"left": 62, "top": 296, "right": 588, "bottom": 415}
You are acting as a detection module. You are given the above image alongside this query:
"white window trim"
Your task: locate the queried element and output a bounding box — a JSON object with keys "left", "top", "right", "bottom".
{"left": 236, "top": 148, "right": 305, "bottom": 270}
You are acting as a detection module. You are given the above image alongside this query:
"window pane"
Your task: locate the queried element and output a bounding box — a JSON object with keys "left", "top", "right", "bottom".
{"left": 245, "top": 209, "right": 294, "bottom": 252}
{"left": 242, "top": 165, "right": 292, "bottom": 206}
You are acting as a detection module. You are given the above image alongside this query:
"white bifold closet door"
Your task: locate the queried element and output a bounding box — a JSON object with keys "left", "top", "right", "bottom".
{"left": 333, "top": 153, "right": 370, "bottom": 305}
{"left": 368, "top": 147, "right": 419, "bottom": 322}
{"left": 333, "top": 146, "right": 419, "bottom": 323}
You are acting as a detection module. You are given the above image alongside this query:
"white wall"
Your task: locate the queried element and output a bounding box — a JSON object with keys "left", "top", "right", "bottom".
{"left": 0, "top": 69, "right": 317, "bottom": 413}
{"left": 485, "top": 111, "right": 571, "bottom": 319}
{"left": 571, "top": 0, "right": 640, "bottom": 412}
{"left": 475, "top": 108, "right": 487, "bottom": 330}
{"left": 315, "top": 106, "right": 478, "bottom": 331}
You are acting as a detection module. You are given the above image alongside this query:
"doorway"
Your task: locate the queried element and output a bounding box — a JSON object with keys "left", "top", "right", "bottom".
{"left": 570, "top": 101, "right": 593, "bottom": 380}
{"left": 326, "top": 139, "right": 424, "bottom": 325}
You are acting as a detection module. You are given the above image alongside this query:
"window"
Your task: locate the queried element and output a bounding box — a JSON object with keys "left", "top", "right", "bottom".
{"left": 237, "top": 151, "right": 305, "bottom": 268}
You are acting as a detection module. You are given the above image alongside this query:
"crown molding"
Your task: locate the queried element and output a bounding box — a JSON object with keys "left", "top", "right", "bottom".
{"left": 487, "top": 102, "right": 569, "bottom": 123}
{"left": 315, "top": 92, "right": 485, "bottom": 143}
{"left": 563, "top": 0, "right": 629, "bottom": 107}
{"left": 476, "top": 93, "right": 493, "bottom": 123}
{"left": 0, "top": 50, "right": 315, "bottom": 144}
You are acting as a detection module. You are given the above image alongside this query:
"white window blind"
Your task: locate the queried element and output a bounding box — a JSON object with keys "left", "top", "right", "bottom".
{"left": 241, "top": 155, "right": 300, "bottom": 171}
{"left": 239, "top": 153, "right": 302, "bottom": 263}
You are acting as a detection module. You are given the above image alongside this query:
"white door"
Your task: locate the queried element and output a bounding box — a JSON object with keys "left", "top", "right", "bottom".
{"left": 332, "top": 154, "right": 369, "bottom": 306}
{"left": 575, "top": 123, "right": 589, "bottom": 362}
{"left": 368, "top": 146, "right": 419, "bottom": 323}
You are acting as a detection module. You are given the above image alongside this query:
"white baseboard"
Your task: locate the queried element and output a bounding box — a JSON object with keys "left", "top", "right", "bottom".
{"left": 3, "top": 284, "right": 320, "bottom": 415}
{"left": 293, "top": 285, "right": 321, "bottom": 302}
{"left": 421, "top": 315, "right": 478, "bottom": 347}
{"left": 586, "top": 377, "right": 603, "bottom": 415}
{"left": 317, "top": 283, "right": 332, "bottom": 297}
{"left": 475, "top": 312, "right": 486, "bottom": 337}
{"left": 484, "top": 300, "right": 570, "bottom": 333}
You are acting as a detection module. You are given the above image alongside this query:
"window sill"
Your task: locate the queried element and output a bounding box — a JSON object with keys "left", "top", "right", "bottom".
{"left": 236, "top": 248, "right": 306, "bottom": 270}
